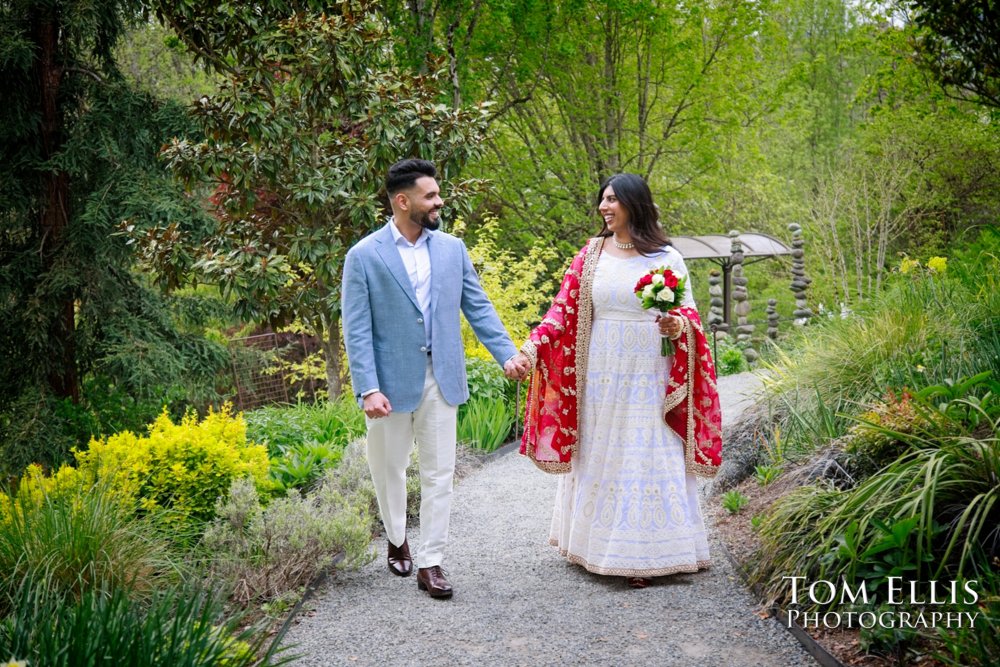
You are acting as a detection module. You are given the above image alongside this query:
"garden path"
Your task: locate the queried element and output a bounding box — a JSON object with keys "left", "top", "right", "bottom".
{"left": 282, "top": 372, "right": 817, "bottom": 666}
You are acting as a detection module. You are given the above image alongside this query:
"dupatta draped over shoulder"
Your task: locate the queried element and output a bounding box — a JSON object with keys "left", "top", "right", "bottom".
{"left": 519, "top": 237, "right": 723, "bottom": 477}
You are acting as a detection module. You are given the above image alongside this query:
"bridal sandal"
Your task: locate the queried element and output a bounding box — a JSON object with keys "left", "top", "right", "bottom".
{"left": 626, "top": 577, "right": 651, "bottom": 589}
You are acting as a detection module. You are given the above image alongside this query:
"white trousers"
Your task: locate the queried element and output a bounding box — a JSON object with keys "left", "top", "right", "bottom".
{"left": 365, "top": 360, "right": 457, "bottom": 568}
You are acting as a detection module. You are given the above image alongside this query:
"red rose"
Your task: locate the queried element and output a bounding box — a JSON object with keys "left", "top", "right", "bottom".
{"left": 663, "top": 271, "right": 679, "bottom": 288}
{"left": 635, "top": 274, "right": 654, "bottom": 292}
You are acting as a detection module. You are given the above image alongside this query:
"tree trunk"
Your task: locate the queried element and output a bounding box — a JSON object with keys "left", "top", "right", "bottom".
{"left": 36, "top": 10, "right": 78, "bottom": 402}
{"left": 322, "top": 314, "right": 344, "bottom": 398}
{"left": 408, "top": 0, "right": 435, "bottom": 72}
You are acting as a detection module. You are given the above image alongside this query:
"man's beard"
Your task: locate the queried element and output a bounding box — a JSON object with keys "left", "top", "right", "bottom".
{"left": 417, "top": 209, "right": 441, "bottom": 231}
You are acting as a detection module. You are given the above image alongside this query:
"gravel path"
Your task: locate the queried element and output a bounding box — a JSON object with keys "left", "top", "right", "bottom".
{"left": 282, "top": 372, "right": 815, "bottom": 666}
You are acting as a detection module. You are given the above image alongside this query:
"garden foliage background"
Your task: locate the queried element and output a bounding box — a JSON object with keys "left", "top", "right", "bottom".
{"left": 0, "top": 0, "right": 998, "bottom": 664}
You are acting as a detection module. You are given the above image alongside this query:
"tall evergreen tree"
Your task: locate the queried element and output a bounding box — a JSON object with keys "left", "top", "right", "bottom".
{"left": 0, "top": 0, "right": 226, "bottom": 474}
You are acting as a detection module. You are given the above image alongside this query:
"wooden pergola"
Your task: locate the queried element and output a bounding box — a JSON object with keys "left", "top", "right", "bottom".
{"left": 671, "top": 233, "right": 792, "bottom": 326}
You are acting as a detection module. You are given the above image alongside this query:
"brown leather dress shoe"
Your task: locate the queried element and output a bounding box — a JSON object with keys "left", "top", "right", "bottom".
{"left": 387, "top": 539, "right": 412, "bottom": 577}
{"left": 416, "top": 566, "right": 453, "bottom": 599}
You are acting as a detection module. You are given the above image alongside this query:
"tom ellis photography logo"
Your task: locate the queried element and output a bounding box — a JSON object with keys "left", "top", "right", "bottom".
{"left": 782, "top": 576, "right": 981, "bottom": 630}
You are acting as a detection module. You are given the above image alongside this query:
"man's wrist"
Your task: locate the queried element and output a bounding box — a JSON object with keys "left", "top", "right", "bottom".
{"left": 361, "top": 388, "right": 380, "bottom": 399}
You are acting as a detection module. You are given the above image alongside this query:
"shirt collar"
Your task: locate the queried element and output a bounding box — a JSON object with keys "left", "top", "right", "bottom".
{"left": 389, "top": 216, "right": 431, "bottom": 248}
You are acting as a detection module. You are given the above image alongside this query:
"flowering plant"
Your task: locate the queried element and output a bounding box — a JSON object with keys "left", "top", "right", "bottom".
{"left": 634, "top": 267, "right": 687, "bottom": 355}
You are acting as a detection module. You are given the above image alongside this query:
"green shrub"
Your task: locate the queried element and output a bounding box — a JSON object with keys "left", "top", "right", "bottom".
{"left": 858, "top": 602, "right": 918, "bottom": 663}
{"left": 915, "top": 371, "right": 1000, "bottom": 429}
{"left": 721, "top": 490, "right": 749, "bottom": 514}
{"left": 245, "top": 396, "right": 365, "bottom": 458}
{"left": 0, "top": 580, "right": 288, "bottom": 666}
{"left": 457, "top": 397, "right": 514, "bottom": 452}
{"left": 933, "top": 567, "right": 1000, "bottom": 667}
{"left": 754, "top": 464, "right": 782, "bottom": 486}
{"left": 465, "top": 356, "right": 510, "bottom": 403}
{"left": 269, "top": 441, "right": 343, "bottom": 493}
{"left": 0, "top": 389, "right": 88, "bottom": 481}
{"left": 201, "top": 475, "right": 373, "bottom": 607}
{"left": 844, "top": 390, "right": 940, "bottom": 478}
{"left": 715, "top": 338, "right": 749, "bottom": 376}
{"left": 0, "top": 480, "right": 171, "bottom": 613}
{"left": 7, "top": 406, "right": 270, "bottom": 537}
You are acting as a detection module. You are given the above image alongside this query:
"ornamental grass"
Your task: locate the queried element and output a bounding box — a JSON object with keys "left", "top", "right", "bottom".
{"left": 752, "top": 423, "right": 1000, "bottom": 611}
{"left": 0, "top": 480, "right": 174, "bottom": 616}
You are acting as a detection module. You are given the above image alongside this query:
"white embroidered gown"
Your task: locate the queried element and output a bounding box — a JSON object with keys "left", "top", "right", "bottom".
{"left": 549, "top": 247, "right": 711, "bottom": 576}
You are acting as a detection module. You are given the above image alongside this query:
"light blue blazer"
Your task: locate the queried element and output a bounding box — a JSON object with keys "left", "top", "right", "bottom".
{"left": 342, "top": 223, "right": 518, "bottom": 412}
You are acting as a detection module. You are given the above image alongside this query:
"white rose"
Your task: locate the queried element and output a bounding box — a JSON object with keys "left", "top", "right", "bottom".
{"left": 655, "top": 287, "right": 674, "bottom": 302}
{"left": 642, "top": 285, "right": 655, "bottom": 299}
{"left": 651, "top": 273, "right": 665, "bottom": 286}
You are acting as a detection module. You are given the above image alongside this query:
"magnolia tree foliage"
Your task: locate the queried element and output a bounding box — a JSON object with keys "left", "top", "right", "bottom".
{"left": 907, "top": 0, "right": 1000, "bottom": 109}
{"left": 138, "top": 0, "right": 492, "bottom": 395}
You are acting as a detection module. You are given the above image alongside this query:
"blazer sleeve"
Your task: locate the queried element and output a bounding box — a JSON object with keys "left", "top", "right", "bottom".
{"left": 458, "top": 240, "right": 518, "bottom": 366}
{"left": 342, "top": 247, "right": 379, "bottom": 401}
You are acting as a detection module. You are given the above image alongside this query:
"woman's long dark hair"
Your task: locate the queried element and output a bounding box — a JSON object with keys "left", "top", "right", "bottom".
{"left": 596, "top": 173, "right": 670, "bottom": 256}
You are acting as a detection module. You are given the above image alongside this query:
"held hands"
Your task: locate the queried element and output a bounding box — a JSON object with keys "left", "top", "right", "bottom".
{"left": 363, "top": 392, "right": 392, "bottom": 419}
{"left": 656, "top": 314, "right": 683, "bottom": 340}
{"left": 503, "top": 353, "right": 531, "bottom": 381}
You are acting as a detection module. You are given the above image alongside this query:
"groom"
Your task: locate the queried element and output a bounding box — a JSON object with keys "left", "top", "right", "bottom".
{"left": 342, "top": 159, "right": 526, "bottom": 599}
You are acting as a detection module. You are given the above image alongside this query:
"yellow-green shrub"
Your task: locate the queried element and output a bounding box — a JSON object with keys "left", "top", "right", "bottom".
{"left": 455, "top": 215, "right": 559, "bottom": 359}
{"left": 1, "top": 464, "right": 87, "bottom": 519}
{"left": 2, "top": 405, "right": 269, "bottom": 531}
{"left": 74, "top": 406, "right": 269, "bottom": 526}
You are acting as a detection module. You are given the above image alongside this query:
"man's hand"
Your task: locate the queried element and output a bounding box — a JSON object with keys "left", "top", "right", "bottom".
{"left": 363, "top": 392, "right": 392, "bottom": 419}
{"left": 504, "top": 353, "right": 531, "bottom": 381}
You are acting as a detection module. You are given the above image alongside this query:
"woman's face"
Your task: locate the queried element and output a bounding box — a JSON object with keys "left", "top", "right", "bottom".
{"left": 598, "top": 185, "right": 629, "bottom": 234}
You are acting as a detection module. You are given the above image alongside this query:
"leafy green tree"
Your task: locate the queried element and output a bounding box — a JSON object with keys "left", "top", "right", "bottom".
{"left": 0, "top": 0, "right": 228, "bottom": 475}
{"left": 907, "top": 0, "right": 1000, "bottom": 109}
{"left": 140, "top": 0, "right": 491, "bottom": 395}
{"left": 384, "top": 0, "right": 786, "bottom": 250}
{"left": 116, "top": 17, "right": 220, "bottom": 102}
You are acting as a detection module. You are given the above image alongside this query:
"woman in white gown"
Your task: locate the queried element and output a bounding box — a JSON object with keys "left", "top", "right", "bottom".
{"left": 515, "top": 173, "right": 722, "bottom": 588}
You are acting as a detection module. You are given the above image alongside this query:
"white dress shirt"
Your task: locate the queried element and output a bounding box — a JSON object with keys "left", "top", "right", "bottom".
{"left": 389, "top": 218, "right": 433, "bottom": 347}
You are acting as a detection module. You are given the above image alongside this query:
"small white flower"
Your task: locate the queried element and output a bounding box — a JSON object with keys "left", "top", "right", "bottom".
{"left": 642, "top": 285, "right": 655, "bottom": 299}
{"left": 655, "top": 287, "right": 674, "bottom": 302}
{"left": 651, "top": 273, "right": 665, "bottom": 286}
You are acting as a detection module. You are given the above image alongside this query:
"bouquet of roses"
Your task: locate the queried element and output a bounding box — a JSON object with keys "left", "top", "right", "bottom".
{"left": 634, "top": 266, "right": 686, "bottom": 355}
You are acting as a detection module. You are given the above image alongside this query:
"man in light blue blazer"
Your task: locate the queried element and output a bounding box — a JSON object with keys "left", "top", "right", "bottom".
{"left": 342, "top": 159, "right": 526, "bottom": 599}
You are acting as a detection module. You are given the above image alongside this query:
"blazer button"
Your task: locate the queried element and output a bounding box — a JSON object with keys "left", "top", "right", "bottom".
{"left": 420, "top": 346, "right": 428, "bottom": 352}
{"left": 417, "top": 317, "right": 424, "bottom": 324}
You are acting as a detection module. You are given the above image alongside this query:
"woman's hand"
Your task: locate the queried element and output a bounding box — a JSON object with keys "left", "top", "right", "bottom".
{"left": 656, "top": 314, "right": 683, "bottom": 339}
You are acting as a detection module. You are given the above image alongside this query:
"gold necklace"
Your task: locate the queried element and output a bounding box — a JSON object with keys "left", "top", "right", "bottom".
{"left": 613, "top": 238, "right": 635, "bottom": 250}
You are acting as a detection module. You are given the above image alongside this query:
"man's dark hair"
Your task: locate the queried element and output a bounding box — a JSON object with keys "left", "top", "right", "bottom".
{"left": 386, "top": 159, "right": 437, "bottom": 196}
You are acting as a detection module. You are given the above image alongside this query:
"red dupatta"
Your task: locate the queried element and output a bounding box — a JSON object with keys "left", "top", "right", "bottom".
{"left": 519, "top": 237, "right": 722, "bottom": 477}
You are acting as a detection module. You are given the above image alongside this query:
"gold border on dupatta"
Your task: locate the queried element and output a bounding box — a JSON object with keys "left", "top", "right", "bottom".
{"left": 571, "top": 237, "right": 603, "bottom": 462}
{"left": 662, "top": 317, "right": 719, "bottom": 479}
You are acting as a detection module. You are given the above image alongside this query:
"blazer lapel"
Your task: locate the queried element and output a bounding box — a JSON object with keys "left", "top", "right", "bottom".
{"left": 428, "top": 231, "right": 444, "bottom": 315}
{"left": 374, "top": 224, "right": 420, "bottom": 311}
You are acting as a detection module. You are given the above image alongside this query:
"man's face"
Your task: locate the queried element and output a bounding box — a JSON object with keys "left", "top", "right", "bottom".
{"left": 404, "top": 176, "right": 444, "bottom": 230}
